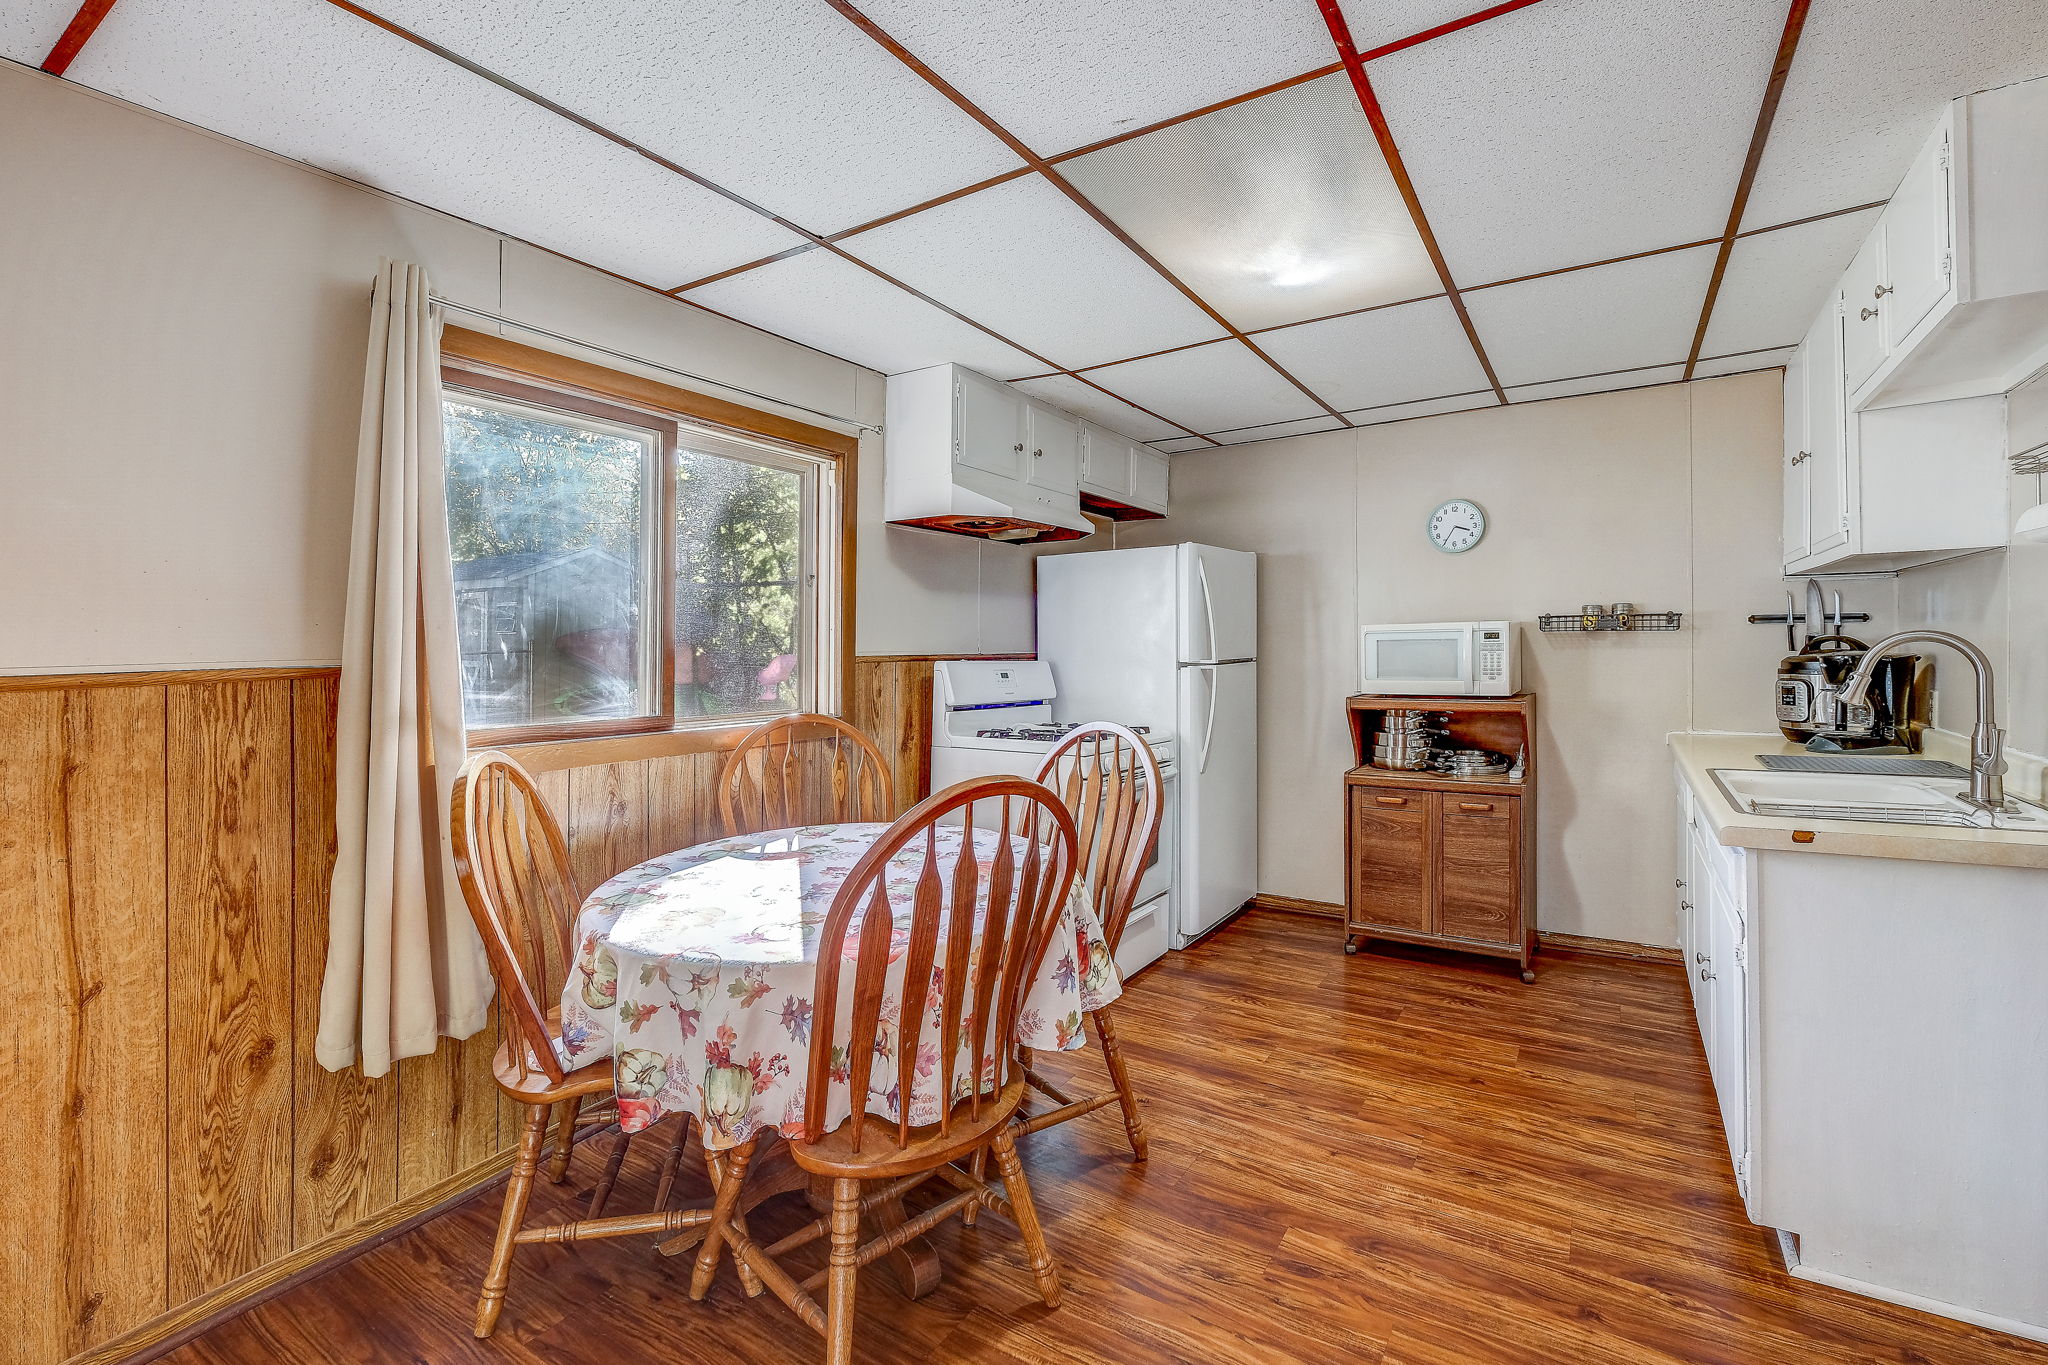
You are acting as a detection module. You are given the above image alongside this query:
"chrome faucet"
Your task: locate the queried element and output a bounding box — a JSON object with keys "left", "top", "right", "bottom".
{"left": 1840, "top": 630, "right": 2007, "bottom": 810}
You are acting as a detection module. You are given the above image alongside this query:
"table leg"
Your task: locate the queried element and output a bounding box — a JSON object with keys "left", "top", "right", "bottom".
{"left": 803, "top": 1176, "right": 941, "bottom": 1300}
{"left": 657, "top": 1133, "right": 807, "bottom": 1258}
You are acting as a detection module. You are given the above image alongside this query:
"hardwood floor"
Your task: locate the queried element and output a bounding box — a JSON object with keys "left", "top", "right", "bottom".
{"left": 162, "top": 911, "right": 2047, "bottom": 1365}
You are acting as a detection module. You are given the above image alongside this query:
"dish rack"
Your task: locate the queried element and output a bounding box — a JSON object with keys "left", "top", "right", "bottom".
{"left": 1537, "top": 610, "right": 1683, "bottom": 632}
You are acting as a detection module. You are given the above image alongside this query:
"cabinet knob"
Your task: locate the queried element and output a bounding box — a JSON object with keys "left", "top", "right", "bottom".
{"left": 1012, "top": 442, "right": 1025, "bottom": 453}
{"left": 1874, "top": 284, "right": 1894, "bottom": 299}
{"left": 1790, "top": 451, "right": 1809, "bottom": 466}
{"left": 1699, "top": 966, "right": 1716, "bottom": 982}
{"left": 1033, "top": 448, "right": 1044, "bottom": 458}
{"left": 1681, "top": 901, "right": 1692, "bottom": 912}
{"left": 1675, "top": 878, "right": 1686, "bottom": 889}
{"left": 1860, "top": 306, "right": 1880, "bottom": 321}
{"left": 1695, "top": 951, "right": 1708, "bottom": 964}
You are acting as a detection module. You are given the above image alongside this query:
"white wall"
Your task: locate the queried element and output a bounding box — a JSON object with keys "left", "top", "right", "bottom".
{"left": 1117, "top": 373, "right": 1796, "bottom": 946}
{"left": 0, "top": 64, "right": 1029, "bottom": 672}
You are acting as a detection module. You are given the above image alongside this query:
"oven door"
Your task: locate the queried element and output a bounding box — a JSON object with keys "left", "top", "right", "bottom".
{"left": 1137, "top": 767, "right": 1176, "bottom": 907}
{"left": 1360, "top": 624, "right": 1477, "bottom": 696}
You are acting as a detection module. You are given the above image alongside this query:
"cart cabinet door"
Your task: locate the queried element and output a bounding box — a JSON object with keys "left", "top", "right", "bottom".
{"left": 1348, "top": 786, "right": 1433, "bottom": 933}
{"left": 1436, "top": 795, "right": 1519, "bottom": 944}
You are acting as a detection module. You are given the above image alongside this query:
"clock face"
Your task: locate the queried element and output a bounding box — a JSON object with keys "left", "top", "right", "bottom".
{"left": 1429, "top": 499, "right": 1486, "bottom": 553}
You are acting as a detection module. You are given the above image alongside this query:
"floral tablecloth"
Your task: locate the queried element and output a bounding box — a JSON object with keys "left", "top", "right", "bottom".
{"left": 559, "top": 822, "right": 1121, "bottom": 1149}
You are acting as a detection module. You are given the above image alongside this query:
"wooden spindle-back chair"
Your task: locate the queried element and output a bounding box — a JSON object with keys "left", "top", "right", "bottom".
{"left": 717, "top": 713, "right": 896, "bottom": 836}
{"left": 687, "top": 777, "right": 1079, "bottom": 1365}
{"left": 449, "top": 750, "right": 703, "bottom": 1337}
{"left": 1011, "top": 724, "right": 1163, "bottom": 1160}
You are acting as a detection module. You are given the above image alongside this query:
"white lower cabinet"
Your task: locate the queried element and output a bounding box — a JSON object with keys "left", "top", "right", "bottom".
{"left": 1676, "top": 780, "right": 1754, "bottom": 1203}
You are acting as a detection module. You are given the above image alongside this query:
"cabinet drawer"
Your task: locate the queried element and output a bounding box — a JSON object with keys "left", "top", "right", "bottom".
{"left": 1437, "top": 795, "right": 1520, "bottom": 943}
{"left": 1348, "top": 787, "right": 1432, "bottom": 932}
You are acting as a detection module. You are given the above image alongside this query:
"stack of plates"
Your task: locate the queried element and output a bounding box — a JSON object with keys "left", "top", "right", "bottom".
{"left": 1434, "top": 748, "right": 1510, "bottom": 778}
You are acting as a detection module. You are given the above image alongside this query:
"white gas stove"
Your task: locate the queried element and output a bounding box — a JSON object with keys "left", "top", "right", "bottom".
{"left": 929, "top": 659, "right": 1175, "bottom": 977}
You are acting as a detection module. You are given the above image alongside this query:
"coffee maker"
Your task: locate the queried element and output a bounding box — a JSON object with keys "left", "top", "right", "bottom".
{"left": 1774, "top": 580, "right": 1919, "bottom": 748}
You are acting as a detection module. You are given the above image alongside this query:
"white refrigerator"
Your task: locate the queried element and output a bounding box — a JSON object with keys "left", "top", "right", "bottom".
{"left": 1035, "top": 544, "right": 1257, "bottom": 948}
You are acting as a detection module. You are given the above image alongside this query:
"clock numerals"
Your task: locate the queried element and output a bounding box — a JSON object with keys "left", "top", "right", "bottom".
{"left": 1429, "top": 500, "right": 1485, "bottom": 553}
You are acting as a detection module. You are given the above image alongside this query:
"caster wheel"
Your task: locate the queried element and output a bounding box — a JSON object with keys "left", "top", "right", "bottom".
{"left": 1519, "top": 968, "right": 1536, "bottom": 983}
{"left": 1343, "top": 941, "right": 1359, "bottom": 955}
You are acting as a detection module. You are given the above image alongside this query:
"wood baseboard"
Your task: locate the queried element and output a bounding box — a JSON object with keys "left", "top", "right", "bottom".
{"left": 1536, "top": 932, "right": 1682, "bottom": 964}
{"left": 1249, "top": 893, "right": 1344, "bottom": 919}
{"left": 71, "top": 1150, "right": 515, "bottom": 1365}
{"left": 1247, "top": 897, "right": 1680, "bottom": 964}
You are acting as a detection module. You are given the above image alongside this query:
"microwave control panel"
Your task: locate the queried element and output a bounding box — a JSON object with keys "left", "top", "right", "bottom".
{"left": 1477, "top": 629, "right": 1510, "bottom": 686}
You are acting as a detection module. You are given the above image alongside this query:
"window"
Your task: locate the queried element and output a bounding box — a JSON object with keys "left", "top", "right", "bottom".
{"left": 441, "top": 356, "right": 844, "bottom": 747}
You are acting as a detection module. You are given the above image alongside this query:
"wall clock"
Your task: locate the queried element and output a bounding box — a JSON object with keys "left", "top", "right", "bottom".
{"left": 1428, "top": 498, "right": 1486, "bottom": 554}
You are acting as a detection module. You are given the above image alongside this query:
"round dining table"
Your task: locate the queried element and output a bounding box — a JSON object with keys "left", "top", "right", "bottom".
{"left": 557, "top": 820, "right": 1123, "bottom": 1151}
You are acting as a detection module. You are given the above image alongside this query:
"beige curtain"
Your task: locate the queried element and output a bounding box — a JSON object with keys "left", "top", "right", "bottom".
{"left": 316, "top": 261, "right": 493, "bottom": 1076}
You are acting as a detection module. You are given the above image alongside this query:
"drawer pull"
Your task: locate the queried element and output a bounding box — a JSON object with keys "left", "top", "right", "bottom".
{"left": 1373, "top": 795, "right": 1407, "bottom": 806}
{"left": 1457, "top": 801, "right": 1494, "bottom": 812}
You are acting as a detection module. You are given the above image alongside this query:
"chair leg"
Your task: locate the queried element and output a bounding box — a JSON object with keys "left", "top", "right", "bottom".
{"left": 546, "top": 1097, "right": 581, "bottom": 1183}
{"left": 990, "top": 1131, "right": 1061, "bottom": 1309}
{"left": 826, "top": 1176, "right": 862, "bottom": 1365}
{"left": 960, "top": 1148, "right": 987, "bottom": 1228}
{"left": 475, "top": 1104, "right": 548, "bottom": 1337}
{"left": 587, "top": 1129, "right": 631, "bottom": 1219}
{"left": 652, "top": 1113, "right": 693, "bottom": 1211}
{"left": 689, "top": 1135, "right": 757, "bottom": 1301}
{"left": 1091, "top": 1008, "right": 1149, "bottom": 1162}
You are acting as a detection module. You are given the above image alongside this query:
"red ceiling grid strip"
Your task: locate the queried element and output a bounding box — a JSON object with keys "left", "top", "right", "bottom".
{"left": 40, "top": 0, "right": 120, "bottom": 75}
{"left": 819, "top": 0, "right": 1359, "bottom": 429}
{"left": 1683, "top": 0, "right": 1815, "bottom": 380}
{"left": 1314, "top": 0, "right": 1509, "bottom": 405}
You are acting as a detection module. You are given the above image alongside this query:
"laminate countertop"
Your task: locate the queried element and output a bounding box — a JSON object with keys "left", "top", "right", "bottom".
{"left": 1668, "top": 732, "right": 2048, "bottom": 870}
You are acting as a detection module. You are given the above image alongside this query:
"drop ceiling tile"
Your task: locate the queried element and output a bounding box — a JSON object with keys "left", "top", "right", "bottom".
{"left": 1060, "top": 74, "right": 1439, "bottom": 330}
{"left": 1009, "top": 376, "right": 1182, "bottom": 442}
{"left": 1085, "top": 342, "right": 1324, "bottom": 436}
{"left": 1745, "top": 0, "right": 2048, "bottom": 229}
{"left": 1463, "top": 246, "right": 1718, "bottom": 386}
{"left": 1, "top": 1, "right": 77, "bottom": 64}
{"left": 1702, "top": 208, "right": 1882, "bottom": 358}
{"left": 63, "top": 0, "right": 804, "bottom": 286}
{"left": 1691, "top": 347, "right": 1794, "bottom": 379}
{"left": 1347, "top": 391, "right": 1500, "bottom": 426}
{"left": 684, "top": 248, "right": 1043, "bottom": 379}
{"left": 1336, "top": 0, "right": 1505, "bottom": 53}
{"left": 1209, "top": 415, "right": 1349, "bottom": 444}
{"left": 1151, "top": 437, "right": 1212, "bottom": 455}
{"left": 361, "top": 0, "right": 1022, "bottom": 236}
{"left": 1507, "top": 365, "right": 1688, "bottom": 404}
{"left": 847, "top": 0, "right": 1334, "bottom": 156}
{"left": 1371, "top": 0, "right": 1783, "bottom": 281}
{"left": 1255, "top": 296, "right": 1486, "bottom": 411}
{"left": 841, "top": 175, "right": 1226, "bottom": 369}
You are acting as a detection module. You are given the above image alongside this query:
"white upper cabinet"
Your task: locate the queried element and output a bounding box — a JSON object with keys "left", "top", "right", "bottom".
{"left": 1850, "top": 78, "right": 2048, "bottom": 409}
{"left": 884, "top": 363, "right": 1091, "bottom": 544}
{"left": 1024, "top": 402, "right": 1080, "bottom": 494}
{"left": 1783, "top": 303, "right": 1849, "bottom": 570}
{"left": 954, "top": 365, "right": 1029, "bottom": 481}
{"left": 1076, "top": 423, "right": 1169, "bottom": 520}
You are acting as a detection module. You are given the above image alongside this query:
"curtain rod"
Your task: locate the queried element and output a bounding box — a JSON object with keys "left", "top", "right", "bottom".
{"left": 427, "top": 296, "right": 881, "bottom": 435}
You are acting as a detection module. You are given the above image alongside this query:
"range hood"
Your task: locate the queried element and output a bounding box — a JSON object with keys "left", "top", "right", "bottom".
{"left": 883, "top": 363, "right": 1095, "bottom": 546}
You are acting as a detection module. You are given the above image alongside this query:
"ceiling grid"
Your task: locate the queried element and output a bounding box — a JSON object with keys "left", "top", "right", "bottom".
{"left": 18, "top": 0, "right": 2035, "bottom": 447}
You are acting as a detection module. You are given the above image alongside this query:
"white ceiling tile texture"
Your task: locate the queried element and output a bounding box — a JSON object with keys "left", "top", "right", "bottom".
{"left": 1084, "top": 341, "right": 1324, "bottom": 435}
{"left": 1335, "top": 0, "right": 1502, "bottom": 53}
{"left": 840, "top": 174, "right": 1226, "bottom": 369}
{"left": 1743, "top": 0, "right": 2048, "bottom": 229}
{"left": 846, "top": 0, "right": 1336, "bottom": 156}
{"left": 1, "top": 1, "right": 77, "bottom": 65}
{"left": 1370, "top": 0, "right": 1784, "bottom": 282}
{"left": 1463, "top": 245, "right": 1718, "bottom": 386}
{"left": 62, "top": 0, "right": 805, "bottom": 286}
{"left": 1149, "top": 436, "right": 1214, "bottom": 454}
{"left": 360, "top": 0, "right": 1023, "bottom": 238}
{"left": 1691, "top": 348, "right": 1795, "bottom": 380}
{"left": 1347, "top": 392, "right": 1501, "bottom": 426}
{"left": 1702, "top": 209, "right": 1883, "bottom": 358}
{"left": 1008, "top": 375, "right": 1183, "bottom": 441}
{"left": 684, "top": 248, "right": 1045, "bottom": 379}
{"left": 1059, "top": 74, "right": 1440, "bottom": 330}
{"left": 1208, "top": 414, "right": 1349, "bottom": 444}
{"left": 1507, "top": 364, "right": 1688, "bottom": 404}
{"left": 1255, "top": 296, "right": 1489, "bottom": 412}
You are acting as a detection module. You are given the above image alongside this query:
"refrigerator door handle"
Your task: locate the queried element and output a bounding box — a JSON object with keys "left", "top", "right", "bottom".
{"left": 1195, "top": 554, "right": 1218, "bottom": 667}
{"left": 1193, "top": 665, "right": 1218, "bottom": 775}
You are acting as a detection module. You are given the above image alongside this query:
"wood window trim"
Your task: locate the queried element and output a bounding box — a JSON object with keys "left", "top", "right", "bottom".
{"left": 440, "top": 326, "right": 859, "bottom": 767}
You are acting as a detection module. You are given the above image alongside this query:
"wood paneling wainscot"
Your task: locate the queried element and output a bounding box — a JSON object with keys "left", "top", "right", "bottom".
{"left": 2, "top": 657, "right": 943, "bottom": 1365}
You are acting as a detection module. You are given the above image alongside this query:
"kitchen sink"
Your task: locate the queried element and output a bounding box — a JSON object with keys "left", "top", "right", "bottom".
{"left": 1707, "top": 767, "right": 2048, "bottom": 830}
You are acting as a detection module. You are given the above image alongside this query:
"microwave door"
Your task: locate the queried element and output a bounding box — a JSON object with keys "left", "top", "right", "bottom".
{"left": 1366, "top": 628, "right": 1475, "bottom": 695}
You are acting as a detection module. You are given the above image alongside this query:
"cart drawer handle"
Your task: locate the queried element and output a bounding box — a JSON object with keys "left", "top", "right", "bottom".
{"left": 1458, "top": 801, "right": 1495, "bottom": 812}
{"left": 1373, "top": 795, "right": 1407, "bottom": 806}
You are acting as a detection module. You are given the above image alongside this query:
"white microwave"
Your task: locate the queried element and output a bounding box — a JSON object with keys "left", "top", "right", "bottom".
{"left": 1359, "top": 621, "right": 1518, "bottom": 697}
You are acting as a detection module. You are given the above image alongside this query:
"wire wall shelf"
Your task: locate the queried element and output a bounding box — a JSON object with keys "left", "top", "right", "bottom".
{"left": 1538, "top": 610, "right": 1684, "bottom": 633}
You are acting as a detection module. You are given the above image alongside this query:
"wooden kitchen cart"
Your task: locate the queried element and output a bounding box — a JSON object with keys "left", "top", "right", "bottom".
{"left": 1343, "top": 693, "right": 1538, "bottom": 981}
